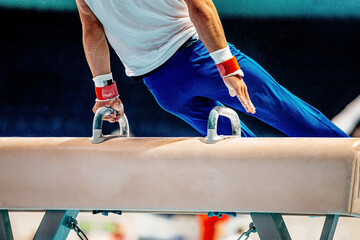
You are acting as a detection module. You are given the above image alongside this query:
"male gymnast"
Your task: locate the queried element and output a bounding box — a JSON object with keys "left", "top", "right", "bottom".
{"left": 76, "top": 0, "right": 348, "bottom": 138}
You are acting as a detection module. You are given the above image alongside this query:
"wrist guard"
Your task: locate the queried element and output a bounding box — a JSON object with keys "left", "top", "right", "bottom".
{"left": 210, "top": 46, "right": 244, "bottom": 78}
{"left": 93, "top": 73, "right": 119, "bottom": 101}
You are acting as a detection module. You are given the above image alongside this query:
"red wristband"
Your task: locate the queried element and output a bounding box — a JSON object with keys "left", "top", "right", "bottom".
{"left": 216, "top": 56, "right": 240, "bottom": 77}
{"left": 95, "top": 82, "right": 119, "bottom": 100}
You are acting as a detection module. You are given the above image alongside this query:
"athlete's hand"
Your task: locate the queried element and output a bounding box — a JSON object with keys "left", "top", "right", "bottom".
{"left": 223, "top": 75, "right": 256, "bottom": 114}
{"left": 93, "top": 97, "right": 124, "bottom": 122}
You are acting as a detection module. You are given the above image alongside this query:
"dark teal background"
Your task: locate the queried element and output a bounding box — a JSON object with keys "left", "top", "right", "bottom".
{"left": 0, "top": 7, "right": 359, "bottom": 137}
{"left": 1, "top": 0, "right": 360, "bottom": 18}
{"left": 213, "top": 0, "right": 360, "bottom": 18}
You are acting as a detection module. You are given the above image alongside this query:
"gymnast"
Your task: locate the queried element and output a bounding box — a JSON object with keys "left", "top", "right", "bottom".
{"left": 75, "top": 0, "right": 348, "bottom": 138}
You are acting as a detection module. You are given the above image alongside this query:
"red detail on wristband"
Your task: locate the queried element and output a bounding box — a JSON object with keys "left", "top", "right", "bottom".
{"left": 216, "top": 56, "right": 240, "bottom": 77}
{"left": 95, "top": 82, "right": 119, "bottom": 100}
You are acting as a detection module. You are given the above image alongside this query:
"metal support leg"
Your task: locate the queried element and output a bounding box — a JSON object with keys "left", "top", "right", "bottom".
{"left": 34, "top": 210, "right": 79, "bottom": 240}
{"left": 0, "top": 210, "right": 13, "bottom": 240}
{"left": 250, "top": 213, "right": 291, "bottom": 240}
{"left": 320, "top": 215, "right": 339, "bottom": 240}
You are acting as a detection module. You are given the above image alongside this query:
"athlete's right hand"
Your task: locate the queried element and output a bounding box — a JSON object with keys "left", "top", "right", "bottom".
{"left": 223, "top": 75, "right": 256, "bottom": 114}
{"left": 92, "top": 97, "right": 124, "bottom": 122}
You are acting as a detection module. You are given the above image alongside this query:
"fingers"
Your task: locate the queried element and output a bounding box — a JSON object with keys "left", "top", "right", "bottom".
{"left": 115, "top": 111, "right": 123, "bottom": 122}
{"left": 113, "top": 100, "right": 124, "bottom": 122}
{"left": 244, "top": 88, "right": 256, "bottom": 114}
{"left": 105, "top": 113, "right": 117, "bottom": 123}
{"left": 237, "top": 94, "right": 255, "bottom": 114}
{"left": 228, "top": 88, "right": 236, "bottom": 97}
{"left": 236, "top": 86, "right": 255, "bottom": 114}
{"left": 223, "top": 76, "right": 256, "bottom": 114}
{"left": 237, "top": 94, "right": 248, "bottom": 112}
{"left": 106, "top": 108, "right": 124, "bottom": 123}
{"left": 104, "top": 111, "right": 123, "bottom": 122}
{"left": 93, "top": 97, "right": 125, "bottom": 122}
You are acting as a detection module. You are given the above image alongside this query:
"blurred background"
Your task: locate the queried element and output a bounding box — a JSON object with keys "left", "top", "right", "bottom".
{"left": 0, "top": 0, "right": 360, "bottom": 239}
{"left": 0, "top": 0, "right": 359, "bottom": 138}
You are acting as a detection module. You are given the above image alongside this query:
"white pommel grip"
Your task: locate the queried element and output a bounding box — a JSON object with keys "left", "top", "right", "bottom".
{"left": 90, "top": 107, "right": 129, "bottom": 144}
{"left": 204, "top": 106, "right": 241, "bottom": 144}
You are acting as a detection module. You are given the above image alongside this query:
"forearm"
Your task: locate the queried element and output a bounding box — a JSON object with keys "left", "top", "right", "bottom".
{"left": 84, "top": 26, "right": 123, "bottom": 121}
{"left": 82, "top": 24, "right": 111, "bottom": 77}
{"left": 185, "top": 0, "right": 255, "bottom": 114}
{"left": 76, "top": 0, "right": 110, "bottom": 77}
{"left": 186, "top": 0, "right": 227, "bottom": 52}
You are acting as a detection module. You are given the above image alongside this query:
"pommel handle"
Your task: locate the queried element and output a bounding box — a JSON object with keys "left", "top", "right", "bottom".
{"left": 205, "top": 106, "right": 241, "bottom": 144}
{"left": 90, "top": 107, "right": 129, "bottom": 144}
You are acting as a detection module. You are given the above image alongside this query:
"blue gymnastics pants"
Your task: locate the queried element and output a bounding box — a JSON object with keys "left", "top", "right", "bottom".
{"left": 143, "top": 39, "right": 348, "bottom": 137}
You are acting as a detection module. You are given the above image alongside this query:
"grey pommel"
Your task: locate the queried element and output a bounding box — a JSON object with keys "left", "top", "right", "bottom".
{"left": 90, "top": 107, "right": 129, "bottom": 144}
{"left": 205, "top": 106, "right": 241, "bottom": 144}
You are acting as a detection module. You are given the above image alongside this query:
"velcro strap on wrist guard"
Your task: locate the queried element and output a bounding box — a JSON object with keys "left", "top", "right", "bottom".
{"left": 216, "top": 56, "right": 241, "bottom": 78}
{"left": 95, "top": 82, "right": 119, "bottom": 100}
{"left": 93, "top": 73, "right": 113, "bottom": 88}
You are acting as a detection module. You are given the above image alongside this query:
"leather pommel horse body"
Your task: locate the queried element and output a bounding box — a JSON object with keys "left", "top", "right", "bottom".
{"left": 0, "top": 107, "right": 359, "bottom": 240}
{"left": 1, "top": 137, "right": 360, "bottom": 216}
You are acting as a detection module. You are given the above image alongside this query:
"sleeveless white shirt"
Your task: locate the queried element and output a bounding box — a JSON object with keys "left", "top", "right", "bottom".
{"left": 84, "top": 0, "right": 197, "bottom": 76}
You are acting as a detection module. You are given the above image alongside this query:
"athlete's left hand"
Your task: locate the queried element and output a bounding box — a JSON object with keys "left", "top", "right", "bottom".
{"left": 223, "top": 75, "right": 256, "bottom": 114}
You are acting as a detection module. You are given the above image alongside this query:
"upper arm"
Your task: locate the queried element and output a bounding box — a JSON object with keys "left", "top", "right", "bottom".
{"left": 76, "top": 0, "right": 102, "bottom": 28}
{"left": 183, "top": 0, "right": 213, "bottom": 11}
{"left": 183, "top": 0, "right": 203, "bottom": 8}
{"left": 183, "top": 0, "right": 216, "bottom": 20}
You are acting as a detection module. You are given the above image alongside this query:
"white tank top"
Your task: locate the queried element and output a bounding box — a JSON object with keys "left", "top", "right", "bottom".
{"left": 84, "top": 0, "right": 197, "bottom": 76}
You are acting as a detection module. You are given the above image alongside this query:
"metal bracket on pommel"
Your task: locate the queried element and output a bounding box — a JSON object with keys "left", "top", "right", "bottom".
{"left": 205, "top": 106, "right": 241, "bottom": 144}
{"left": 90, "top": 107, "right": 129, "bottom": 144}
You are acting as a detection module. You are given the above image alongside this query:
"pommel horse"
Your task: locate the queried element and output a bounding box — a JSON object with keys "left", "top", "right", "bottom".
{"left": 0, "top": 106, "right": 359, "bottom": 240}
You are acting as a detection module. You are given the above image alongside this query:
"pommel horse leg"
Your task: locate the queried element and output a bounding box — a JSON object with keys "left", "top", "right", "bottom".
{"left": 250, "top": 213, "right": 291, "bottom": 240}
{"left": 0, "top": 210, "right": 13, "bottom": 240}
{"left": 250, "top": 213, "right": 340, "bottom": 240}
{"left": 320, "top": 215, "right": 339, "bottom": 240}
{"left": 34, "top": 210, "right": 79, "bottom": 240}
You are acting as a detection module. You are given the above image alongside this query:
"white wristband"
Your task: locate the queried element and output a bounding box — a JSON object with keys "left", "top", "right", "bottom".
{"left": 93, "top": 73, "right": 113, "bottom": 87}
{"left": 209, "top": 46, "right": 233, "bottom": 64}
